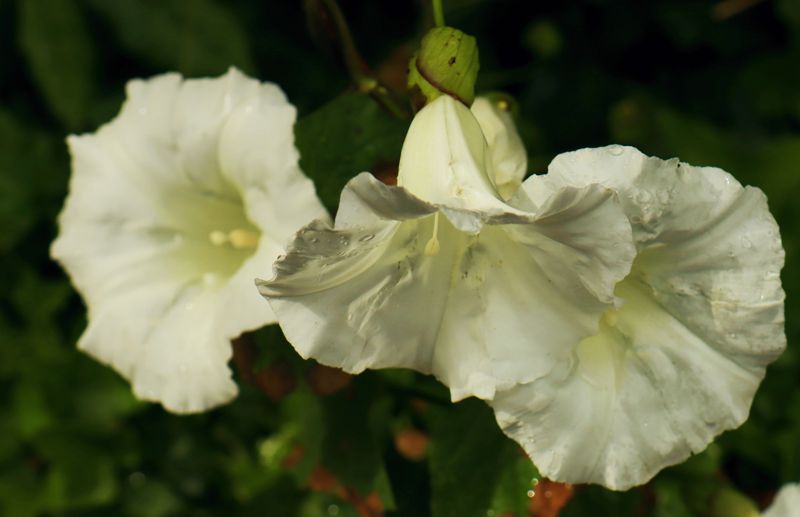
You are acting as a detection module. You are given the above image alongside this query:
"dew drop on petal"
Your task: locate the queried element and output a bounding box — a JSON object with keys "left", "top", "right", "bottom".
{"left": 360, "top": 234, "right": 375, "bottom": 242}
{"left": 608, "top": 144, "right": 624, "bottom": 156}
{"left": 740, "top": 236, "right": 752, "bottom": 249}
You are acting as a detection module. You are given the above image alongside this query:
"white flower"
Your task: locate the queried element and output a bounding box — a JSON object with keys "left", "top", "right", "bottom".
{"left": 491, "top": 145, "right": 786, "bottom": 489}
{"left": 257, "top": 95, "right": 635, "bottom": 402}
{"left": 51, "top": 68, "right": 328, "bottom": 413}
{"left": 763, "top": 484, "right": 800, "bottom": 517}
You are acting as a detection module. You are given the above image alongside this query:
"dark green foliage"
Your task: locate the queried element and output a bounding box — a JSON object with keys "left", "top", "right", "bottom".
{"left": 1, "top": 1, "right": 799, "bottom": 515}
{"left": 295, "top": 92, "right": 408, "bottom": 212}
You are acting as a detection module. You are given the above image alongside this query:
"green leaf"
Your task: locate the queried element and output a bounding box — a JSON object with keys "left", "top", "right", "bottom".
{"left": 122, "top": 480, "right": 183, "bottom": 517}
{"left": 17, "top": 0, "right": 94, "bottom": 129}
{"left": 295, "top": 92, "right": 408, "bottom": 212}
{"left": 320, "top": 377, "right": 387, "bottom": 495}
{"left": 86, "top": 0, "right": 253, "bottom": 76}
{"left": 0, "top": 110, "right": 62, "bottom": 253}
{"left": 489, "top": 448, "right": 538, "bottom": 515}
{"left": 427, "top": 398, "right": 521, "bottom": 517}
{"left": 36, "top": 431, "right": 119, "bottom": 511}
{"left": 652, "top": 480, "right": 694, "bottom": 517}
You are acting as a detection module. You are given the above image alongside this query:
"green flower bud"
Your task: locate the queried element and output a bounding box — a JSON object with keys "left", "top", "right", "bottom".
{"left": 408, "top": 27, "right": 480, "bottom": 106}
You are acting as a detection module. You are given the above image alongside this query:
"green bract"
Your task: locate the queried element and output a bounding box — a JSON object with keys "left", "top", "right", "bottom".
{"left": 408, "top": 27, "right": 480, "bottom": 105}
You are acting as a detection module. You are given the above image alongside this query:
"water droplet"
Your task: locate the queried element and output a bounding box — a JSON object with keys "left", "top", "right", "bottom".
{"left": 608, "top": 145, "right": 624, "bottom": 156}
{"left": 359, "top": 234, "right": 375, "bottom": 242}
{"left": 740, "top": 236, "right": 752, "bottom": 249}
{"left": 327, "top": 504, "right": 340, "bottom": 516}
{"left": 309, "top": 237, "right": 319, "bottom": 244}
{"left": 527, "top": 489, "right": 536, "bottom": 498}
{"left": 339, "top": 236, "right": 350, "bottom": 246}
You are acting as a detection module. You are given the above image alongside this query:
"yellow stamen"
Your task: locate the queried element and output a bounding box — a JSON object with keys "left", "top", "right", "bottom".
{"left": 229, "top": 229, "right": 259, "bottom": 249}
{"left": 209, "top": 228, "right": 259, "bottom": 249}
{"left": 424, "top": 213, "right": 441, "bottom": 256}
{"left": 603, "top": 308, "right": 619, "bottom": 327}
{"left": 209, "top": 230, "right": 228, "bottom": 246}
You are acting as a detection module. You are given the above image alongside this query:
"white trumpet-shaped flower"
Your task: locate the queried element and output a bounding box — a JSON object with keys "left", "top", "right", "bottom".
{"left": 51, "top": 69, "right": 328, "bottom": 413}
{"left": 763, "top": 484, "right": 800, "bottom": 517}
{"left": 257, "top": 95, "right": 636, "bottom": 403}
{"left": 491, "top": 145, "right": 786, "bottom": 489}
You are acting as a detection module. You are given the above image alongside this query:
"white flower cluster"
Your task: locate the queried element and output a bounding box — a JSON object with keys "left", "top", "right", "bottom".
{"left": 53, "top": 69, "right": 785, "bottom": 491}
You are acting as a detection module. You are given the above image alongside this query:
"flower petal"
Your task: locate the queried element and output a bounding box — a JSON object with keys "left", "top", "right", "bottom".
{"left": 52, "top": 70, "right": 326, "bottom": 413}
{"left": 397, "top": 95, "right": 520, "bottom": 231}
{"left": 259, "top": 174, "right": 635, "bottom": 401}
{"left": 470, "top": 97, "right": 527, "bottom": 200}
{"left": 492, "top": 146, "right": 785, "bottom": 489}
{"left": 492, "top": 275, "right": 766, "bottom": 490}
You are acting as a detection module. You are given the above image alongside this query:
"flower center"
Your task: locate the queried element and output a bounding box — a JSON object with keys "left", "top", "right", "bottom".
{"left": 208, "top": 228, "right": 260, "bottom": 249}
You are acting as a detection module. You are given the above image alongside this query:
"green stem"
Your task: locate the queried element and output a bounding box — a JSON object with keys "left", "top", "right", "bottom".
{"left": 432, "top": 0, "right": 445, "bottom": 27}
{"left": 310, "top": 0, "right": 410, "bottom": 120}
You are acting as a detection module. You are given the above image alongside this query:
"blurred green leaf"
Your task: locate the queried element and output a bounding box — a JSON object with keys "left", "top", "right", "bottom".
{"left": 36, "top": 431, "right": 119, "bottom": 511}
{"left": 652, "top": 480, "right": 694, "bottom": 517}
{"left": 427, "top": 398, "right": 519, "bottom": 517}
{"left": 320, "top": 379, "right": 386, "bottom": 495}
{"left": 122, "top": 479, "right": 183, "bottom": 517}
{"left": 488, "top": 447, "right": 538, "bottom": 515}
{"left": 86, "top": 0, "right": 254, "bottom": 76}
{"left": 295, "top": 92, "right": 408, "bottom": 211}
{"left": 17, "top": 0, "right": 94, "bottom": 129}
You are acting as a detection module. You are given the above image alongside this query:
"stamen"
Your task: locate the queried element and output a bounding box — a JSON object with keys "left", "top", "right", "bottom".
{"left": 208, "top": 228, "right": 259, "bottom": 249}
{"left": 424, "top": 213, "right": 441, "bottom": 256}
{"left": 209, "top": 230, "right": 228, "bottom": 246}
{"left": 603, "top": 308, "right": 619, "bottom": 327}
{"left": 229, "top": 229, "right": 259, "bottom": 249}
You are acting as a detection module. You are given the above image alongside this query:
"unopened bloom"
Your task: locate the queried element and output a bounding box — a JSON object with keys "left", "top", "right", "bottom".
{"left": 52, "top": 69, "right": 328, "bottom": 413}
{"left": 763, "top": 484, "right": 800, "bottom": 517}
{"left": 258, "top": 95, "right": 635, "bottom": 403}
{"left": 492, "top": 145, "right": 786, "bottom": 489}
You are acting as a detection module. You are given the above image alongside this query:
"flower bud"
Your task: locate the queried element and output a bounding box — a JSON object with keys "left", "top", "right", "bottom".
{"left": 408, "top": 27, "right": 480, "bottom": 106}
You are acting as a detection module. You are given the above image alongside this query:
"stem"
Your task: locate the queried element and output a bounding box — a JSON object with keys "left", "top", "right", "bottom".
{"left": 308, "top": 0, "right": 411, "bottom": 120}
{"left": 432, "top": 0, "right": 445, "bottom": 27}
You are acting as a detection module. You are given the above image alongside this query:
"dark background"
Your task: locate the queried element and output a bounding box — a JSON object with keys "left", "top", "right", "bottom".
{"left": 1, "top": 0, "right": 798, "bottom": 515}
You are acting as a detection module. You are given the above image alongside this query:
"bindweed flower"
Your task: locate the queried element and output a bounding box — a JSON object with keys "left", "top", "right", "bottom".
{"left": 763, "top": 484, "right": 800, "bottom": 517}
{"left": 257, "top": 94, "right": 636, "bottom": 403}
{"left": 492, "top": 145, "right": 786, "bottom": 489}
{"left": 51, "top": 69, "right": 328, "bottom": 413}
